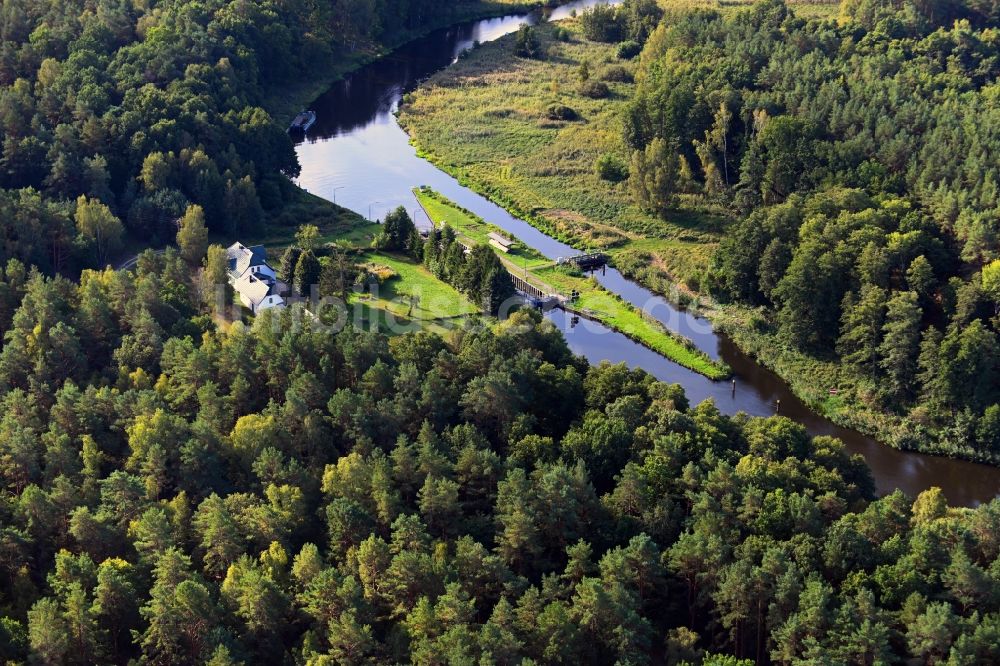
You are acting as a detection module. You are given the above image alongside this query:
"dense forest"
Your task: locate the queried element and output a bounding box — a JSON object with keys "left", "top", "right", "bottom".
{"left": 619, "top": 0, "right": 1000, "bottom": 461}
{"left": 0, "top": 0, "right": 514, "bottom": 273}
{"left": 1, "top": 250, "right": 1000, "bottom": 664}
{"left": 3, "top": 0, "right": 1000, "bottom": 663}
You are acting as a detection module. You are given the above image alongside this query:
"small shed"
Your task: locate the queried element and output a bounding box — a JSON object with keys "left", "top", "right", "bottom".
{"left": 488, "top": 232, "right": 514, "bottom": 253}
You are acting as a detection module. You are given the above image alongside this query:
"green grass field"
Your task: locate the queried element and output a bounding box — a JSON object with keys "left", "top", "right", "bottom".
{"left": 318, "top": 252, "right": 480, "bottom": 338}
{"left": 354, "top": 251, "right": 479, "bottom": 321}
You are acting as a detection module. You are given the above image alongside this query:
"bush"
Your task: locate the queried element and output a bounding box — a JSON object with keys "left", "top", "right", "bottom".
{"left": 546, "top": 104, "right": 578, "bottom": 121}
{"left": 580, "top": 4, "right": 625, "bottom": 42}
{"left": 617, "top": 40, "right": 642, "bottom": 60}
{"left": 578, "top": 80, "right": 610, "bottom": 99}
{"left": 601, "top": 65, "right": 633, "bottom": 83}
{"left": 359, "top": 262, "right": 397, "bottom": 283}
{"left": 514, "top": 25, "right": 541, "bottom": 59}
{"left": 552, "top": 26, "right": 571, "bottom": 42}
{"left": 595, "top": 153, "right": 629, "bottom": 182}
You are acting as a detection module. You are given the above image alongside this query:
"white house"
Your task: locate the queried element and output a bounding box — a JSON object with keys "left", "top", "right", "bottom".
{"left": 226, "top": 242, "right": 284, "bottom": 314}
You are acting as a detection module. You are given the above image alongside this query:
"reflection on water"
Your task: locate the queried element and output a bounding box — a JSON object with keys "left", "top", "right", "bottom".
{"left": 295, "top": 0, "right": 1000, "bottom": 506}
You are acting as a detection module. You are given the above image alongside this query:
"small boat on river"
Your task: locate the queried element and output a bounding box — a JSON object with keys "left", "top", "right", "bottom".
{"left": 288, "top": 110, "right": 316, "bottom": 134}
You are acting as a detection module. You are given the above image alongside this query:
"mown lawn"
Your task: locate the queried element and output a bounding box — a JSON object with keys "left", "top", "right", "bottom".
{"left": 354, "top": 251, "right": 480, "bottom": 322}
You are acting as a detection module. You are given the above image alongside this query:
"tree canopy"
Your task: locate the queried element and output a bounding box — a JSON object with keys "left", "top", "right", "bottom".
{"left": 0, "top": 245, "right": 993, "bottom": 664}
{"left": 624, "top": 0, "right": 1000, "bottom": 461}
{"left": 0, "top": 0, "right": 508, "bottom": 273}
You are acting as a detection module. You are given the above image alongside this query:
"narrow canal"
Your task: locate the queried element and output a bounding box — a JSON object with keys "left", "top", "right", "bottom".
{"left": 293, "top": 0, "right": 1000, "bottom": 506}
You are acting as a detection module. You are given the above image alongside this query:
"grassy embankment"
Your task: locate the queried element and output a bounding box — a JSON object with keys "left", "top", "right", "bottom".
{"left": 397, "top": 2, "right": 932, "bottom": 447}
{"left": 414, "top": 187, "right": 730, "bottom": 379}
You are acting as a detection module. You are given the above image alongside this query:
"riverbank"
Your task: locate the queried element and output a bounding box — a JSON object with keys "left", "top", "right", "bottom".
{"left": 415, "top": 187, "right": 729, "bottom": 379}
{"left": 395, "top": 3, "right": 1000, "bottom": 468}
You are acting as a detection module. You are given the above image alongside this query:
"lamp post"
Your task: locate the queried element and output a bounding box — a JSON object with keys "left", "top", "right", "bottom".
{"left": 369, "top": 201, "right": 381, "bottom": 222}
{"left": 331, "top": 186, "right": 344, "bottom": 204}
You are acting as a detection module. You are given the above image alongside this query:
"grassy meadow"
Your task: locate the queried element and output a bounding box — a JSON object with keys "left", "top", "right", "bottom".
{"left": 398, "top": 8, "right": 730, "bottom": 291}
{"left": 398, "top": 0, "right": 839, "bottom": 290}
{"left": 353, "top": 251, "right": 480, "bottom": 323}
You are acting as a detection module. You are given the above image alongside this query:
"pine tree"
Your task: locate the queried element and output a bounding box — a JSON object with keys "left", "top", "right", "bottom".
{"left": 629, "top": 137, "right": 680, "bottom": 216}
{"left": 75, "top": 196, "right": 124, "bottom": 266}
{"left": 278, "top": 247, "right": 302, "bottom": 285}
{"left": 293, "top": 250, "right": 321, "bottom": 297}
{"left": 879, "top": 290, "right": 922, "bottom": 403}
{"left": 837, "top": 284, "right": 888, "bottom": 374}
{"left": 176, "top": 205, "right": 208, "bottom": 265}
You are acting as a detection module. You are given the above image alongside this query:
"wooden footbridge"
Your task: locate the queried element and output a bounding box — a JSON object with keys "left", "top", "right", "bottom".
{"left": 560, "top": 252, "right": 609, "bottom": 271}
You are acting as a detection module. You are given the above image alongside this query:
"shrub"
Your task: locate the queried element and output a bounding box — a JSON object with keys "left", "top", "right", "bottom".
{"left": 578, "top": 80, "right": 610, "bottom": 99}
{"left": 359, "top": 262, "right": 398, "bottom": 283}
{"left": 595, "top": 153, "right": 629, "bottom": 182}
{"left": 552, "top": 26, "right": 571, "bottom": 42}
{"left": 546, "top": 104, "right": 578, "bottom": 121}
{"left": 580, "top": 4, "right": 625, "bottom": 42}
{"left": 601, "top": 65, "right": 633, "bottom": 83}
{"left": 514, "top": 25, "right": 541, "bottom": 59}
{"left": 617, "top": 40, "right": 642, "bottom": 60}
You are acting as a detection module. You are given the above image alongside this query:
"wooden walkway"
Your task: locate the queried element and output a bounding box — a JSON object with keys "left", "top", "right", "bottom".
{"left": 563, "top": 252, "right": 609, "bottom": 270}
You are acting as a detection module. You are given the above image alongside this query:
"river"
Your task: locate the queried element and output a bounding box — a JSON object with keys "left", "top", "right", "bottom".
{"left": 293, "top": 0, "right": 1000, "bottom": 506}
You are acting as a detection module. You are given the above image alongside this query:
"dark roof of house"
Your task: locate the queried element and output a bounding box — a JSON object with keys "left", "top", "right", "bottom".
{"left": 226, "top": 242, "right": 269, "bottom": 277}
